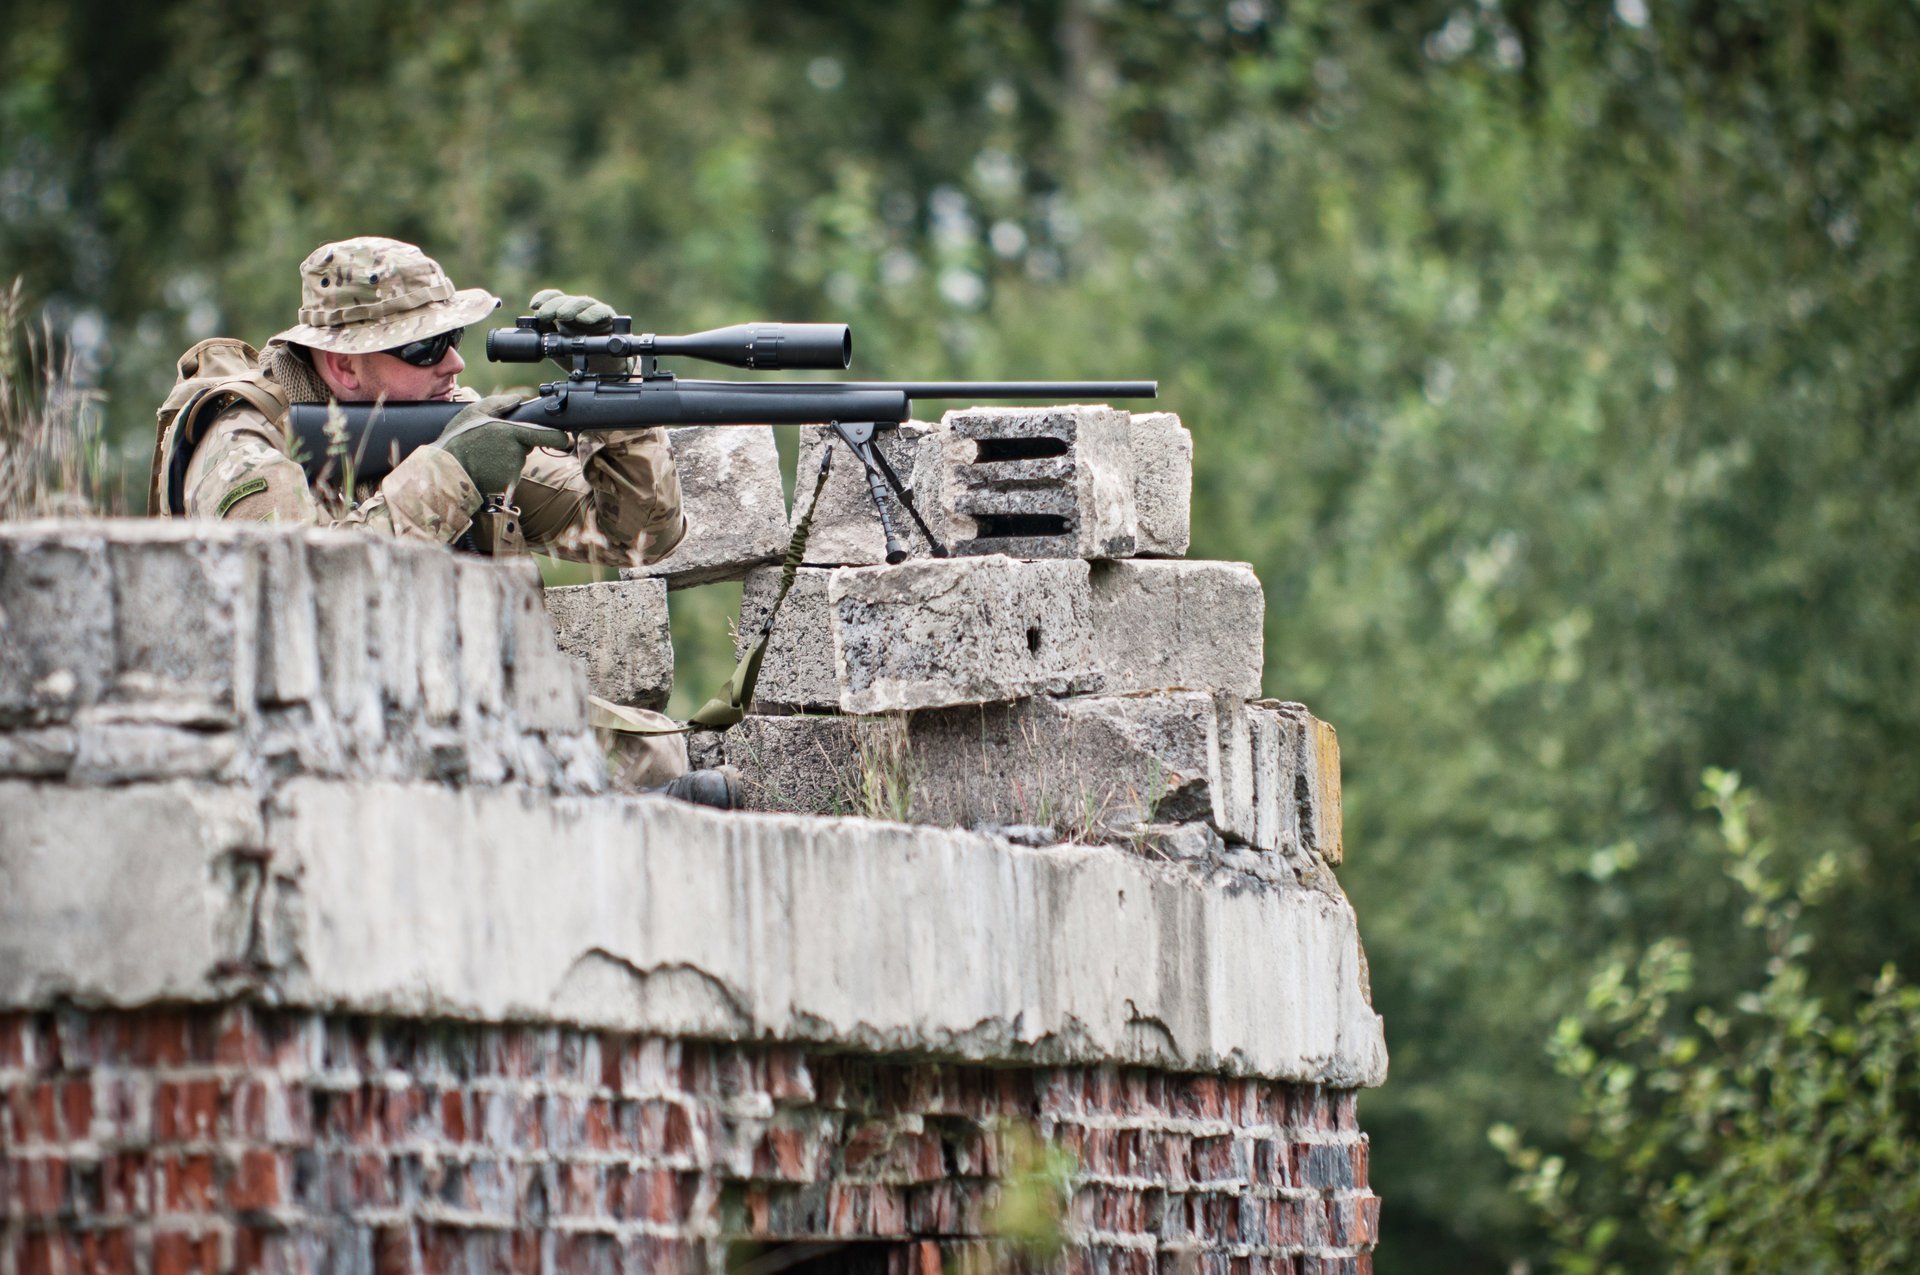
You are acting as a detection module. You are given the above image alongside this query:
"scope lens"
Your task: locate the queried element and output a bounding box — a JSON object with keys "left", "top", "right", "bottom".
{"left": 486, "top": 328, "right": 546, "bottom": 363}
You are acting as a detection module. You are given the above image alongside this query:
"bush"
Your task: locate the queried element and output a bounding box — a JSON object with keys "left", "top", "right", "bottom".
{"left": 1496, "top": 771, "right": 1920, "bottom": 1273}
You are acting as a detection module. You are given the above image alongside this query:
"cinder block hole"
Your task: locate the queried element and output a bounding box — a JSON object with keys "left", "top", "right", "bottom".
{"left": 727, "top": 1240, "right": 920, "bottom": 1274}
{"left": 974, "top": 513, "right": 1071, "bottom": 538}
{"left": 1027, "top": 626, "right": 1043, "bottom": 655}
{"left": 973, "top": 436, "right": 1070, "bottom": 462}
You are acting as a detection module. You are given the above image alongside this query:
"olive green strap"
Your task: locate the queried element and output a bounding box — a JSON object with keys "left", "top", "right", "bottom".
{"left": 686, "top": 453, "right": 835, "bottom": 729}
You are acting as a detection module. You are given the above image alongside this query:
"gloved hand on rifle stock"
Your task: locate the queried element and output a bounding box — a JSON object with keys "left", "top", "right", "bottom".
{"left": 432, "top": 394, "right": 567, "bottom": 497}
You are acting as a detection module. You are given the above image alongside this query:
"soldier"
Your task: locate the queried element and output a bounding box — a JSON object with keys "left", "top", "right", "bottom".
{"left": 153, "top": 236, "right": 734, "bottom": 805}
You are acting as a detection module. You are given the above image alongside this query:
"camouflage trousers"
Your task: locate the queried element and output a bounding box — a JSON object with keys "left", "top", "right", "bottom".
{"left": 589, "top": 697, "right": 689, "bottom": 792}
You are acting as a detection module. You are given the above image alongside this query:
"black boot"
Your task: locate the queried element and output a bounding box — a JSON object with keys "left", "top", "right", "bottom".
{"left": 648, "top": 766, "right": 742, "bottom": 810}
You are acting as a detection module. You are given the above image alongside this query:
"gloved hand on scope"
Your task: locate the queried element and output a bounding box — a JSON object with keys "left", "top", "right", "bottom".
{"left": 530, "top": 289, "right": 631, "bottom": 376}
{"left": 432, "top": 395, "right": 569, "bottom": 496}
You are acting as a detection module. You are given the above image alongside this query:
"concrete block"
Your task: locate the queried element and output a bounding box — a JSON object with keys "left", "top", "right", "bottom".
{"left": 0, "top": 779, "right": 268, "bottom": 1006}
{"left": 543, "top": 579, "right": 673, "bottom": 711}
{"left": 738, "top": 567, "right": 839, "bottom": 713}
{"left": 626, "top": 425, "right": 789, "bottom": 587}
{"left": 306, "top": 534, "right": 385, "bottom": 760}
{"left": 830, "top": 557, "right": 1097, "bottom": 713}
{"left": 400, "top": 547, "right": 459, "bottom": 726}
{"left": 69, "top": 720, "right": 243, "bottom": 784}
{"left": 0, "top": 728, "right": 77, "bottom": 778}
{"left": 0, "top": 525, "right": 115, "bottom": 727}
{"left": 502, "top": 560, "right": 589, "bottom": 733}
{"left": 1211, "top": 692, "right": 1258, "bottom": 844}
{"left": 1129, "top": 412, "right": 1192, "bottom": 557}
{"left": 709, "top": 713, "right": 866, "bottom": 815}
{"left": 254, "top": 532, "right": 322, "bottom": 708}
{"left": 1263, "top": 701, "right": 1343, "bottom": 864}
{"left": 106, "top": 530, "right": 258, "bottom": 727}
{"left": 791, "top": 422, "right": 944, "bottom": 566}
{"left": 0, "top": 775, "right": 1390, "bottom": 1087}
{"left": 715, "top": 692, "right": 1256, "bottom": 846}
{"left": 1087, "top": 559, "right": 1264, "bottom": 698}
{"left": 937, "top": 405, "right": 1138, "bottom": 559}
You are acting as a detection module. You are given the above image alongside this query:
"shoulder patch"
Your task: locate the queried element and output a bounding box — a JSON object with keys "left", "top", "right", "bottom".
{"left": 217, "top": 478, "right": 270, "bottom": 516}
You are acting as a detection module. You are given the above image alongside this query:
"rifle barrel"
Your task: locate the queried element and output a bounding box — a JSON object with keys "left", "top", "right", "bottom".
{"left": 834, "top": 381, "right": 1158, "bottom": 401}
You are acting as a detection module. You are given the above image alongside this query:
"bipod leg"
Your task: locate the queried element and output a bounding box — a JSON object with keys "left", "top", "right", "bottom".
{"left": 832, "top": 422, "right": 910, "bottom": 564}
{"left": 866, "top": 436, "right": 950, "bottom": 558}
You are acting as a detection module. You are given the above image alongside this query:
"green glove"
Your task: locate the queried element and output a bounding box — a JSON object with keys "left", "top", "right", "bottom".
{"left": 530, "top": 288, "right": 630, "bottom": 375}
{"left": 433, "top": 395, "right": 569, "bottom": 495}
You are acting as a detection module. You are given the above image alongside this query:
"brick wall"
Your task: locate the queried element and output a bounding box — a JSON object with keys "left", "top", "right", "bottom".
{"left": 0, "top": 1006, "right": 1376, "bottom": 1275}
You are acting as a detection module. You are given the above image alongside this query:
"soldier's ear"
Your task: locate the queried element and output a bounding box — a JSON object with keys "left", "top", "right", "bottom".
{"left": 313, "top": 349, "right": 364, "bottom": 395}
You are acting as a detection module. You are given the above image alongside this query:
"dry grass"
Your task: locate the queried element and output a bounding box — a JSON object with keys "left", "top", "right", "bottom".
{"left": 0, "top": 279, "right": 115, "bottom": 520}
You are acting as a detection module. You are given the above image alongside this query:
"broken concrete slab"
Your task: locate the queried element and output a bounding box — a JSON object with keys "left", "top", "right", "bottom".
{"left": 624, "top": 425, "right": 789, "bottom": 587}
{"left": 710, "top": 691, "right": 1261, "bottom": 847}
{"left": 543, "top": 578, "right": 674, "bottom": 711}
{"left": 0, "top": 776, "right": 1387, "bottom": 1088}
{"left": 1262, "top": 700, "right": 1344, "bottom": 865}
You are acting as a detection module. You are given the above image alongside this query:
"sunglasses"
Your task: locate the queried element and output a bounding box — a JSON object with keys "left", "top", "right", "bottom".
{"left": 382, "top": 326, "right": 465, "bottom": 368}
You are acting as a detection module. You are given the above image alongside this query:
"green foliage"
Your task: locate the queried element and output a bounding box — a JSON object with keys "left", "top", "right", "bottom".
{"left": 1496, "top": 773, "right": 1920, "bottom": 1273}
{"left": 5, "top": 2, "right": 1920, "bottom": 1268}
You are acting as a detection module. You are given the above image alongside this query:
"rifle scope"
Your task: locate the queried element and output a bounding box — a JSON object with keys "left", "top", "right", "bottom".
{"left": 486, "top": 320, "right": 852, "bottom": 371}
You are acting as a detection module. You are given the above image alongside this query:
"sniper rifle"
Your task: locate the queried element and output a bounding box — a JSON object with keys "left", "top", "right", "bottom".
{"left": 285, "top": 316, "right": 1156, "bottom": 562}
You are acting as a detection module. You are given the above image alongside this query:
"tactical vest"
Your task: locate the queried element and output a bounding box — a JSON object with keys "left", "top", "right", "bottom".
{"left": 149, "top": 338, "right": 292, "bottom": 518}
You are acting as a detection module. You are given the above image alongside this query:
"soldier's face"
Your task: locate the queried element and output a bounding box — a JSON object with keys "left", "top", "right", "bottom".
{"left": 357, "top": 343, "right": 466, "bottom": 402}
{"left": 317, "top": 345, "right": 466, "bottom": 403}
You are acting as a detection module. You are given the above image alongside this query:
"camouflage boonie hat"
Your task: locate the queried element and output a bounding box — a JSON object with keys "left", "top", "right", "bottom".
{"left": 270, "top": 236, "right": 500, "bottom": 355}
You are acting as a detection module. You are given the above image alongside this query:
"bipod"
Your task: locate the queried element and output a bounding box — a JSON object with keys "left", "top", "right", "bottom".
{"left": 829, "top": 422, "right": 951, "bottom": 564}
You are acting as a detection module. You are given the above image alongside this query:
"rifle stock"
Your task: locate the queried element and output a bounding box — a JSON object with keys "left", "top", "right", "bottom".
{"left": 286, "top": 377, "right": 1156, "bottom": 492}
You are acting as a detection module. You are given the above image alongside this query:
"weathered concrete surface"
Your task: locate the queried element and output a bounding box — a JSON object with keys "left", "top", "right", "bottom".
{"left": 742, "top": 558, "right": 1263, "bottom": 714}
{"left": 624, "top": 426, "right": 789, "bottom": 587}
{"left": 831, "top": 557, "right": 1100, "bottom": 713}
{"left": 709, "top": 692, "right": 1301, "bottom": 850}
{"left": 789, "top": 410, "right": 1191, "bottom": 565}
{"left": 792, "top": 422, "right": 944, "bottom": 566}
{"left": 543, "top": 578, "right": 674, "bottom": 710}
{"left": 1128, "top": 412, "right": 1193, "bottom": 558}
{"left": 937, "top": 405, "right": 1138, "bottom": 559}
{"left": 0, "top": 521, "right": 603, "bottom": 792}
{"left": 741, "top": 558, "right": 1099, "bottom": 714}
{"left": 1088, "top": 559, "right": 1265, "bottom": 700}
{"left": 1260, "top": 700, "right": 1345, "bottom": 865}
{"left": 0, "top": 777, "right": 1387, "bottom": 1087}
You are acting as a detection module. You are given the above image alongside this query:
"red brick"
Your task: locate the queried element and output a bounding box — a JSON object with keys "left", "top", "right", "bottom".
{"left": 158, "top": 1151, "right": 218, "bottom": 1212}
{"left": 214, "top": 1006, "right": 266, "bottom": 1068}
{"left": 843, "top": 1119, "right": 891, "bottom": 1172}
{"left": 1351, "top": 1138, "right": 1370, "bottom": 1189}
{"left": 152, "top": 1230, "right": 221, "bottom": 1275}
{"left": 0, "top": 1014, "right": 31, "bottom": 1069}
{"left": 12, "top": 1156, "right": 67, "bottom": 1217}
{"left": 101, "top": 1150, "right": 151, "bottom": 1214}
{"left": 154, "top": 1079, "right": 221, "bottom": 1142}
{"left": 760, "top": 1124, "right": 815, "bottom": 1181}
{"left": 441, "top": 1090, "right": 468, "bottom": 1143}
{"left": 373, "top": 1223, "right": 414, "bottom": 1275}
{"left": 767, "top": 1048, "right": 814, "bottom": 1104}
{"left": 228, "top": 1148, "right": 285, "bottom": 1212}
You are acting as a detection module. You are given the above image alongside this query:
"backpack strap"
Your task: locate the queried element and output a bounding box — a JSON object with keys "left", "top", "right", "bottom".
{"left": 155, "top": 377, "right": 292, "bottom": 517}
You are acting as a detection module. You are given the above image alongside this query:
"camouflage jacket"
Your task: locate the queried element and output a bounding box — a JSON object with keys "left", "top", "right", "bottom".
{"left": 180, "top": 344, "right": 688, "bottom": 565}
